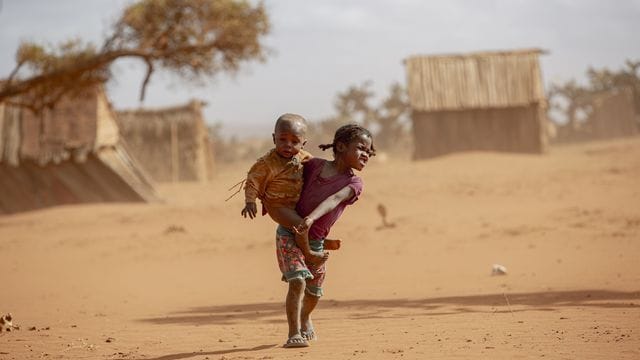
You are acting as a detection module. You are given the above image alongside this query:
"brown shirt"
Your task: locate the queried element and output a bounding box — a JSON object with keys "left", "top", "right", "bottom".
{"left": 244, "top": 149, "right": 313, "bottom": 213}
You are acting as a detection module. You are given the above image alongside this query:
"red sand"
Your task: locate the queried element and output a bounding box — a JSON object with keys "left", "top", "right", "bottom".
{"left": 1, "top": 137, "right": 639, "bottom": 359}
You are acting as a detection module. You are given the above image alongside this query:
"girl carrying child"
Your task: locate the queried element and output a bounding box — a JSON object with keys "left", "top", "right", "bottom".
{"left": 276, "top": 124, "right": 375, "bottom": 348}
{"left": 240, "top": 118, "right": 375, "bottom": 347}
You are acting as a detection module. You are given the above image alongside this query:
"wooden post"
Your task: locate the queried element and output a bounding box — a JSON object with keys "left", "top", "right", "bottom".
{"left": 170, "top": 121, "right": 179, "bottom": 182}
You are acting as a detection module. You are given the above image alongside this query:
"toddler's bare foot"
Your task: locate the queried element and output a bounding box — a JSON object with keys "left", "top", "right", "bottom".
{"left": 324, "top": 239, "right": 341, "bottom": 250}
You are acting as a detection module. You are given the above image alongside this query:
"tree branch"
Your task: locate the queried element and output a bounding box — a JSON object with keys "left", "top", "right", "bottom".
{"left": 0, "top": 49, "right": 145, "bottom": 102}
{"left": 6, "top": 61, "right": 24, "bottom": 84}
{"left": 0, "top": 0, "right": 269, "bottom": 111}
{"left": 139, "top": 59, "right": 154, "bottom": 102}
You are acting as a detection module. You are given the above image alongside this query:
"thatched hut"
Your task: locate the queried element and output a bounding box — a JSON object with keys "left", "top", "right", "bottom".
{"left": 0, "top": 87, "right": 157, "bottom": 215}
{"left": 116, "top": 101, "right": 214, "bottom": 183}
{"left": 404, "top": 48, "right": 548, "bottom": 159}
{"left": 588, "top": 89, "right": 638, "bottom": 139}
{"left": 555, "top": 88, "right": 638, "bottom": 143}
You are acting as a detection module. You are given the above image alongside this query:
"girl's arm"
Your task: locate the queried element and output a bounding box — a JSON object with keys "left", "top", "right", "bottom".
{"left": 294, "top": 185, "right": 355, "bottom": 233}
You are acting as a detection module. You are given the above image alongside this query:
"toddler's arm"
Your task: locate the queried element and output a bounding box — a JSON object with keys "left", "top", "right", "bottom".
{"left": 294, "top": 185, "right": 355, "bottom": 233}
{"left": 241, "top": 159, "right": 269, "bottom": 219}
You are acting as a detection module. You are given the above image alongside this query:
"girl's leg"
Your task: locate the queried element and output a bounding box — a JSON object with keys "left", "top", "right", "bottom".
{"left": 285, "top": 278, "right": 307, "bottom": 346}
{"left": 300, "top": 292, "right": 320, "bottom": 340}
{"left": 276, "top": 226, "right": 311, "bottom": 348}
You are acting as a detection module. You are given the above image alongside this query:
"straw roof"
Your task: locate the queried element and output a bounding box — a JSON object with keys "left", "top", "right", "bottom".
{"left": 405, "top": 48, "right": 547, "bottom": 112}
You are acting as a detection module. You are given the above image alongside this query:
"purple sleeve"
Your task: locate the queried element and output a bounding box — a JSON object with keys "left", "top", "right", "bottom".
{"left": 344, "top": 176, "right": 363, "bottom": 205}
{"left": 303, "top": 158, "right": 323, "bottom": 181}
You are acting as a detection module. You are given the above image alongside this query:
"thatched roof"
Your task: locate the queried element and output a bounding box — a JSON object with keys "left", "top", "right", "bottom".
{"left": 116, "top": 100, "right": 207, "bottom": 130}
{"left": 404, "top": 48, "right": 547, "bottom": 112}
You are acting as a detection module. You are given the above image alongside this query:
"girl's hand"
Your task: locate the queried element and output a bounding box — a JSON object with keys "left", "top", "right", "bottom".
{"left": 293, "top": 217, "right": 314, "bottom": 234}
{"left": 241, "top": 202, "right": 257, "bottom": 219}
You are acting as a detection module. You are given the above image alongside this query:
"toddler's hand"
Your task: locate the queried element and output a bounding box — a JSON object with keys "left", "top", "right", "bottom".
{"left": 241, "top": 202, "right": 257, "bottom": 219}
{"left": 293, "top": 217, "right": 314, "bottom": 234}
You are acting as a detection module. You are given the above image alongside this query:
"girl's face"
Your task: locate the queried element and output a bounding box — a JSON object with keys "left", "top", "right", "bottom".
{"left": 339, "top": 134, "right": 373, "bottom": 171}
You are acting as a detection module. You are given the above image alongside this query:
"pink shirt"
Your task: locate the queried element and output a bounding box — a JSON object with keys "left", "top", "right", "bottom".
{"left": 296, "top": 158, "right": 363, "bottom": 240}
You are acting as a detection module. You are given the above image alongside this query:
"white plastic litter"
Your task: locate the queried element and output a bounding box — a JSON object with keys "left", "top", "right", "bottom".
{"left": 491, "top": 264, "right": 508, "bottom": 276}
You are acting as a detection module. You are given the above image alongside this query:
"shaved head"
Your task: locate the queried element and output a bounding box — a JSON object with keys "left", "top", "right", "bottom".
{"left": 274, "top": 113, "right": 308, "bottom": 136}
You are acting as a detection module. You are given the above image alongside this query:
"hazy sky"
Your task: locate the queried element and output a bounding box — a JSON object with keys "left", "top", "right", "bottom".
{"left": 1, "top": 0, "right": 639, "bottom": 137}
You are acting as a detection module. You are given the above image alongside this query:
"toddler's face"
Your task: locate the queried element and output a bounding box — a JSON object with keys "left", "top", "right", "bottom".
{"left": 273, "top": 129, "right": 306, "bottom": 159}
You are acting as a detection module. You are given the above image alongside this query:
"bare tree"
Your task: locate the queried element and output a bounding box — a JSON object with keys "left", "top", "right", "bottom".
{"left": 312, "top": 81, "right": 410, "bottom": 152}
{"left": 376, "top": 82, "right": 410, "bottom": 150}
{"left": 548, "top": 59, "right": 640, "bottom": 130}
{"left": 0, "top": 0, "right": 270, "bottom": 113}
{"left": 548, "top": 80, "right": 593, "bottom": 130}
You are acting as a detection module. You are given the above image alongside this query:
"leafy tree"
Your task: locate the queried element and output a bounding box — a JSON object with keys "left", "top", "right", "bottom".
{"left": 0, "top": 0, "right": 270, "bottom": 113}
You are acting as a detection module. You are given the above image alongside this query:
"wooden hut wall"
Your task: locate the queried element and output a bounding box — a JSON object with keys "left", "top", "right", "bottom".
{"left": 12, "top": 90, "right": 99, "bottom": 164}
{"left": 191, "top": 106, "right": 215, "bottom": 182}
{"left": 0, "top": 92, "right": 158, "bottom": 214}
{"left": 116, "top": 102, "right": 214, "bottom": 183}
{"left": 412, "top": 105, "right": 546, "bottom": 159}
{"left": 589, "top": 89, "right": 638, "bottom": 139}
{"left": 0, "top": 103, "right": 21, "bottom": 166}
{"left": 554, "top": 89, "right": 638, "bottom": 143}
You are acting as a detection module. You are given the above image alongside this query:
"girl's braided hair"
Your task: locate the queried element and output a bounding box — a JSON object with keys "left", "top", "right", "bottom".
{"left": 319, "top": 123, "right": 376, "bottom": 156}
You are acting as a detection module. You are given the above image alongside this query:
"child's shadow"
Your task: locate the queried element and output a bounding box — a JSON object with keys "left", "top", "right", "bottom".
{"left": 139, "top": 344, "right": 278, "bottom": 360}
{"left": 376, "top": 222, "right": 396, "bottom": 231}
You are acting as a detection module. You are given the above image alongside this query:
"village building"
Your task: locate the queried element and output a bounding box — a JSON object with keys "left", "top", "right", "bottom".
{"left": 116, "top": 101, "right": 215, "bottom": 183}
{"left": 0, "top": 87, "right": 157, "bottom": 214}
{"left": 555, "top": 88, "right": 638, "bottom": 143}
{"left": 588, "top": 88, "right": 638, "bottom": 139}
{"left": 404, "top": 48, "right": 548, "bottom": 159}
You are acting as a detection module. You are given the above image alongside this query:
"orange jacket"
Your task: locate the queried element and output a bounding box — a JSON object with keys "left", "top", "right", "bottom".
{"left": 244, "top": 149, "right": 313, "bottom": 213}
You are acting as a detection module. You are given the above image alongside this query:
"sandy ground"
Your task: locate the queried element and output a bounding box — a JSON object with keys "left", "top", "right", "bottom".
{"left": 1, "top": 137, "right": 639, "bottom": 359}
